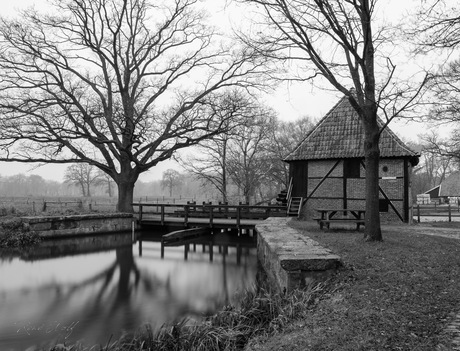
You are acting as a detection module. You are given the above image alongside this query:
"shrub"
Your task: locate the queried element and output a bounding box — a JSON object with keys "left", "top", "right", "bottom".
{"left": 0, "top": 218, "right": 41, "bottom": 248}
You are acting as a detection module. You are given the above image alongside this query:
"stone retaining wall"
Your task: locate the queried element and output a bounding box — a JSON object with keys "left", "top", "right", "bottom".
{"left": 256, "top": 217, "right": 341, "bottom": 292}
{"left": 22, "top": 213, "right": 135, "bottom": 238}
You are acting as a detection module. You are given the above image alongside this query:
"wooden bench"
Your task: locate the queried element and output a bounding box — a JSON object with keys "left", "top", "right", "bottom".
{"left": 317, "top": 218, "right": 365, "bottom": 230}
{"left": 315, "top": 208, "right": 366, "bottom": 231}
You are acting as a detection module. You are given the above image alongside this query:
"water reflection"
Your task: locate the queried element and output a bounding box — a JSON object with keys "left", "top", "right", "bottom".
{"left": 0, "top": 231, "right": 257, "bottom": 350}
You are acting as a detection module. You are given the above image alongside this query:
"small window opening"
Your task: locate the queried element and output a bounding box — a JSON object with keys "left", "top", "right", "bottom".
{"left": 379, "top": 199, "right": 389, "bottom": 212}
{"left": 344, "top": 159, "right": 361, "bottom": 178}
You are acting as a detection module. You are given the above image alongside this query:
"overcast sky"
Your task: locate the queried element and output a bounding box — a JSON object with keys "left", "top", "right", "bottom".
{"left": 0, "top": 0, "right": 438, "bottom": 182}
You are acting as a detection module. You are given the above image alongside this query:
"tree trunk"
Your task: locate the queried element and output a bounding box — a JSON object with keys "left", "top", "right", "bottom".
{"left": 80, "top": 182, "right": 86, "bottom": 197}
{"left": 222, "top": 139, "right": 228, "bottom": 203}
{"left": 117, "top": 180, "right": 136, "bottom": 213}
{"left": 107, "top": 180, "right": 113, "bottom": 197}
{"left": 115, "top": 246, "right": 136, "bottom": 300}
{"left": 363, "top": 117, "right": 382, "bottom": 241}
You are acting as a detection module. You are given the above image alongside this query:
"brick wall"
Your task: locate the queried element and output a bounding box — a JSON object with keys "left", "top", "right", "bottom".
{"left": 300, "top": 158, "right": 410, "bottom": 222}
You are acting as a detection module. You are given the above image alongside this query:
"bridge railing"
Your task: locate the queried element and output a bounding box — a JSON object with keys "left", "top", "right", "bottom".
{"left": 132, "top": 202, "right": 287, "bottom": 227}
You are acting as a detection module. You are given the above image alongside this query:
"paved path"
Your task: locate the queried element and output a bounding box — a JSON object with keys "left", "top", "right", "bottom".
{"left": 384, "top": 223, "right": 460, "bottom": 240}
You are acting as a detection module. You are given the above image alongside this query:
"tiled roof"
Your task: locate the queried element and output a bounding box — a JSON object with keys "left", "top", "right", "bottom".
{"left": 439, "top": 172, "right": 460, "bottom": 196}
{"left": 284, "top": 94, "right": 420, "bottom": 162}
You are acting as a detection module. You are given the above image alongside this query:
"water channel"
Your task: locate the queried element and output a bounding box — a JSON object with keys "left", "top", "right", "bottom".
{"left": 0, "top": 230, "right": 257, "bottom": 350}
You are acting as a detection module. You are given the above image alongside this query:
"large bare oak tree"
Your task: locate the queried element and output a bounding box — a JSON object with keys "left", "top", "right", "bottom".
{"left": 0, "top": 0, "right": 268, "bottom": 212}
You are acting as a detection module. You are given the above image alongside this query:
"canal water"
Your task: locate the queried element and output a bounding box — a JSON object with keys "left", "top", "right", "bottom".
{"left": 0, "top": 231, "right": 257, "bottom": 350}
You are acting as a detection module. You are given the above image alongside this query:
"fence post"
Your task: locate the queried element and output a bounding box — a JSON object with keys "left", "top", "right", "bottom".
{"left": 417, "top": 204, "right": 420, "bottom": 223}
{"left": 449, "top": 204, "right": 452, "bottom": 222}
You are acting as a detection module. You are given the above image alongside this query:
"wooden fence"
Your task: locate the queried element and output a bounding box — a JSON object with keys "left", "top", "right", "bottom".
{"left": 0, "top": 196, "right": 117, "bottom": 215}
{"left": 413, "top": 204, "right": 460, "bottom": 222}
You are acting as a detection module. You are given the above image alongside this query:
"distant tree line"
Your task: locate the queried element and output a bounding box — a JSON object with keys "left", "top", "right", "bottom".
{"left": 0, "top": 169, "right": 221, "bottom": 202}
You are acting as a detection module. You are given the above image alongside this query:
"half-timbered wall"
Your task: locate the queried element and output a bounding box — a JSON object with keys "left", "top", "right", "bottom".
{"left": 291, "top": 158, "right": 412, "bottom": 223}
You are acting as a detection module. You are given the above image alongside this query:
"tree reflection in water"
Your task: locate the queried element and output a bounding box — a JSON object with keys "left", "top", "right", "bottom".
{"left": 0, "top": 233, "right": 256, "bottom": 350}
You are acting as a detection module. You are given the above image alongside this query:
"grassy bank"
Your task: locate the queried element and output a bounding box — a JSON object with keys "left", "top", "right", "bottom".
{"left": 0, "top": 217, "right": 41, "bottom": 248}
{"left": 246, "top": 221, "right": 460, "bottom": 351}
{"left": 27, "top": 287, "right": 320, "bottom": 351}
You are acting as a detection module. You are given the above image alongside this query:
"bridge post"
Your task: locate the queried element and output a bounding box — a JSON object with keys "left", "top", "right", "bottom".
{"left": 184, "top": 205, "right": 189, "bottom": 227}
{"left": 184, "top": 244, "right": 189, "bottom": 260}
{"left": 209, "top": 206, "right": 214, "bottom": 228}
{"left": 209, "top": 243, "right": 213, "bottom": 262}
{"left": 237, "top": 206, "right": 241, "bottom": 233}
{"left": 160, "top": 205, "right": 165, "bottom": 226}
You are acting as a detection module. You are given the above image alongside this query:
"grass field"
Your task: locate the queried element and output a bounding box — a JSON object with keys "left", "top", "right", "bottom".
{"left": 245, "top": 220, "right": 460, "bottom": 351}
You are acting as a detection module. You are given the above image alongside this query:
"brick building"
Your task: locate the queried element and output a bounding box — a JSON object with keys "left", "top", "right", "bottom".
{"left": 284, "top": 94, "right": 420, "bottom": 222}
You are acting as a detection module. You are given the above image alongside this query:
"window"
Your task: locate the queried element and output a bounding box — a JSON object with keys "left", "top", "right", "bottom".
{"left": 379, "top": 199, "right": 389, "bottom": 212}
{"left": 343, "top": 159, "right": 361, "bottom": 178}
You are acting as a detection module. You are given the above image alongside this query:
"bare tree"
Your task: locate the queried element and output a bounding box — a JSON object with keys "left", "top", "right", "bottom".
{"left": 161, "top": 169, "right": 182, "bottom": 197}
{"left": 64, "top": 163, "right": 101, "bottom": 197}
{"left": 0, "top": 0, "right": 269, "bottom": 212}
{"left": 227, "top": 112, "right": 275, "bottom": 204}
{"left": 237, "top": 0, "right": 427, "bottom": 240}
{"left": 418, "top": 131, "right": 459, "bottom": 174}
{"left": 179, "top": 91, "right": 267, "bottom": 203}
{"left": 411, "top": 0, "right": 460, "bottom": 51}
{"left": 409, "top": 1, "right": 460, "bottom": 169}
{"left": 182, "top": 136, "right": 231, "bottom": 202}
{"left": 409, "top": 137, "right": 456, "bottom": 198}
{"left": 95, "top": 169, "right": 116, "bottom": 197}
{"left": 266, "top": 116, "right": 315, "bottom": 189}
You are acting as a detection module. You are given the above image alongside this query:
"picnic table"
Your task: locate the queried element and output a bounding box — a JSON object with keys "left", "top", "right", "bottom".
{"left": 315, "top": 208, "right": 366, "bottom": 230}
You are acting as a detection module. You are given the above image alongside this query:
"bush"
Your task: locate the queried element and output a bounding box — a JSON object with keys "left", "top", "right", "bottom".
{"left": 0, "top": 218, "right": 41, "bottom": 248}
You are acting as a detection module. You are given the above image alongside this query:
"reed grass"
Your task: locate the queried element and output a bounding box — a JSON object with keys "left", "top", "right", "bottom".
{"left": 40, "top": 284, "right": 324, "bottom": 351}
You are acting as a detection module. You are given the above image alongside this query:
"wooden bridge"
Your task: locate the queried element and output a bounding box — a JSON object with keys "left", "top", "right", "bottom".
{"left": 134, "top": 202, "right": 287, "bottom": 232}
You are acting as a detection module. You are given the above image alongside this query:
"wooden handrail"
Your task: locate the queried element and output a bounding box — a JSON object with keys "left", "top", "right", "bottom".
{"left": 133, "top": 202, "right": 287, "bottom": 224}
{"left": 286, "top": 177, "right": 293, "bottom": 204}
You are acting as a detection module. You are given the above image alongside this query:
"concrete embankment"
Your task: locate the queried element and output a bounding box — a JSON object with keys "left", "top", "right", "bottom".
{"left": 256, "top": 217, "right": 341, "bottom": 292}
{"left": 22, "top": 213, "right": 134, "bottom": 238}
